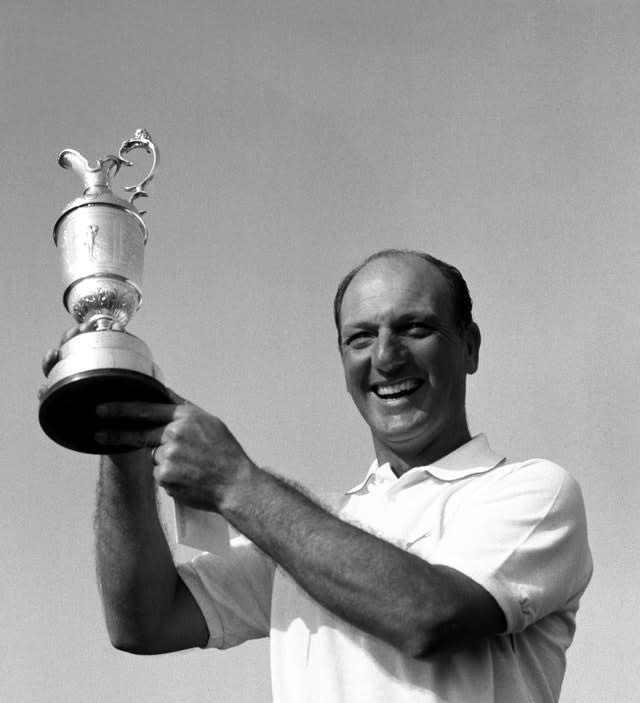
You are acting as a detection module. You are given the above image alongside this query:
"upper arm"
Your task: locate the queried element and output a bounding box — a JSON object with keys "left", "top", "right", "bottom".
{"left": 130, "top": 538, "right": 276, "bottom": 654}
{"left": 112, "top": 574, "right": 209, "bottom": 655}
{"left": 427, "top": 563, "right": 507, "bottom": 653}
{"left": 152, "top": 574, "right": 210, "bottom": 653}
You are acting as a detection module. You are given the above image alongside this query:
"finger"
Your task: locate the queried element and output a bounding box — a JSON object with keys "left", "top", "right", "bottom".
{"left": 165, "top": 387, "right": 189, "bottom": 405}
{"left": 95, "top": 425, "right": 165, "bottom": 449}
{"left": 148, "top": 431, "right": 175, "bottom": 464}
{"left": 59, "top": 327, "right": 78, "bottom": 346}
{"left": 149, "top": 444, "right": 161, "bottom": 464}
{"left": 59, "top": 321, "right": 93, "bottom": 347}
{"left": 96, "top": 401, "right": 179, "bottom": 424}
{"left": 41, "top": 349, "right": 60, "bottom": 377}
{"left": 156, "top": 478, "right": 183, "bottom": 500}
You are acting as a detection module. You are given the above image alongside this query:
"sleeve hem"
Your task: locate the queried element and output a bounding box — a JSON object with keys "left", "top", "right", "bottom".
{"left": 432, "top": 557, "right": 527, "bottom": 634}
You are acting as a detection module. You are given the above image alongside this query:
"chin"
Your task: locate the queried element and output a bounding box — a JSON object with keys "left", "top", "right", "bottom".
{"left": 375, "top": 424, "right": 434, "bottom": 451}
{"left": 378, "top": 410, "right": 430, "bottom": 435}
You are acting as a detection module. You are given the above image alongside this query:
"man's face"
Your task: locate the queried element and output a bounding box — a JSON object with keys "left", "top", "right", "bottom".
{"left": 339, "top": 255, "right": 479, "bottom": 465}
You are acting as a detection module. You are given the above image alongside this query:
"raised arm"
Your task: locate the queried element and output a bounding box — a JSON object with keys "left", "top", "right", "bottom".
{"left": 41, "top": 331, "right": 208, "bottom": 655}
{"left": 97, "top": 398, "right": 505, "bottom": 658}
{"left": 94, "top": 450, "right": 209, "bottom": 654}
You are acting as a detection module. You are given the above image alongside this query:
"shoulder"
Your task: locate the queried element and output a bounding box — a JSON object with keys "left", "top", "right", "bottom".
{"left": 467, "top": 454, "right": 587, "bottom": 525}
{"left": 498, "top": 456, "right": 581, "bottom": 494}
{"left": 491, "top": 457, "right": 589, "bottom": 532}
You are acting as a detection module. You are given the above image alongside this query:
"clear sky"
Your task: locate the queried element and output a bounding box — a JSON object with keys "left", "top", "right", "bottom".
{"left": 2, "top": 2, "right": 638, "bottom": 701}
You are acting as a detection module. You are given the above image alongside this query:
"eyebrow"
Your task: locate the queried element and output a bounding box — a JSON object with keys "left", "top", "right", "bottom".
{"left": 341, "top": 310, "right": 440, "bottom": 331}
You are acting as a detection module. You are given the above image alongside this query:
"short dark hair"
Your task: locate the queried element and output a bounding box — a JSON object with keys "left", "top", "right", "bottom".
{"left": 333, "top": 249, "right": 474, "bottom": 345}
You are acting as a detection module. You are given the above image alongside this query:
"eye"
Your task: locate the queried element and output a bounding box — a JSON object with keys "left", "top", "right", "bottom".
{"left": 344, "top": 331, "right": 375, "bottom": 349}
{"left": 403, "top": 323, "right": 433, "bottom": 338}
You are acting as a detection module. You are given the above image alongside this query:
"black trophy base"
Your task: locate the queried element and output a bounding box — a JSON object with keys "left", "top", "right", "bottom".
{"left": 39, "top": 368, "right": 171, "bottom": 454}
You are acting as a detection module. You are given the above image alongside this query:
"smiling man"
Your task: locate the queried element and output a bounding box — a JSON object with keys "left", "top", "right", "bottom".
{"left": 337, "top": 251, "right": 480, "bottom": 473}
{"left": 52, "top": 249, "right": 592, "bottom": 703}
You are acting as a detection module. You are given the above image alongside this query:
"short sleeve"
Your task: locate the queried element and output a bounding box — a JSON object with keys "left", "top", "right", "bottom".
{"left": 177, "top": 539, "right": 275, "bottom": 649}
{"left": 428, "top": 460, "right": 593, "bottom": 633}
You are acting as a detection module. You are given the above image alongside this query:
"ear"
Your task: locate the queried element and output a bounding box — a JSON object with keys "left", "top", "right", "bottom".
{"left": 463, "top": 322, "right": 481, "bottom": 375}
{"left": 337, "top": 341, "right": 348, "bottom": 390}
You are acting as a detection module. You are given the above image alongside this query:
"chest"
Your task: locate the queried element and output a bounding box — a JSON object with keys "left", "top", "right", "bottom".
{"left": 337, "top": 476, "right": 476, "bottom": 557}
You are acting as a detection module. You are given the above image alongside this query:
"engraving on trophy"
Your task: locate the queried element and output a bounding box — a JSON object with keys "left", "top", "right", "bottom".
{"left": 85, "top": 225, "right": 99, "bottom": 259}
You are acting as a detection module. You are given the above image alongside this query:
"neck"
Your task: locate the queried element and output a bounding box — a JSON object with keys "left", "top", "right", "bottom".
{"left": 373, "top": 426, "right": 472, "bottom": 477}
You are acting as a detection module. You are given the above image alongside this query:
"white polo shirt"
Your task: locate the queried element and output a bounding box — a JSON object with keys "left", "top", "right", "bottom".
{"left": 178, "top": 435, "right": 592, "bottom": 703}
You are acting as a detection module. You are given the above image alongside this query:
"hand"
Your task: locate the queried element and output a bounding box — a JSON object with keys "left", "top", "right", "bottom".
{"left": 38, "top": 321, "right": 124, "bottom": 399}
{"left": 95, "top": 391, "right": 256, "bottom": 512}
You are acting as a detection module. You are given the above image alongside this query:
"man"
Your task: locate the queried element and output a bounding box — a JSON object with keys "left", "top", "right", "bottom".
{"left": 44, "top": 249, "right": 592, "bottom": 702}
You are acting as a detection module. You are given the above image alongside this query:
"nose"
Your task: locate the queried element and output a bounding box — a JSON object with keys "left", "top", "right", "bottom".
{"left": 373, "top": 330, "right": 406, "bottom": 372}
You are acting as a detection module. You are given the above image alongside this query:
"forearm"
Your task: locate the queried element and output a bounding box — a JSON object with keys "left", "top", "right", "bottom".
{"left": 218, "top": 465, "right": 465, "bottom": 656}
{"left": 95, "top": 450, "right": 181, "bottom": 650}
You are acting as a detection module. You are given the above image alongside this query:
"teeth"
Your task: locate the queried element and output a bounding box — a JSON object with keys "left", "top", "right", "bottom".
{"left": 375, "top": 380, "right": 421, "bottom": 397}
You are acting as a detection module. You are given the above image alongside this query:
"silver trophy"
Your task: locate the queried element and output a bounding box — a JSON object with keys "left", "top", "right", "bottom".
{"left": 39, "top": 129, "right": 169, "bottom": 453}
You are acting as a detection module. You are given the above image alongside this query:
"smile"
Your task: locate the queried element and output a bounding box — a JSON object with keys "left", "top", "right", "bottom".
{"left": 372, "top": 379, "right": 424, "bottom": 399}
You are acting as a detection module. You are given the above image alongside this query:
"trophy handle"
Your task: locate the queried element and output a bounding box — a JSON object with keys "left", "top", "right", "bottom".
{"left": 118, "top": 128, "right": 158, "bottom": 211}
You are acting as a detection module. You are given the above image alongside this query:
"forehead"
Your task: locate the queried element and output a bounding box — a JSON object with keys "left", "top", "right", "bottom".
{"left": 340, "top": 255, "right": 454, "bottom": 326}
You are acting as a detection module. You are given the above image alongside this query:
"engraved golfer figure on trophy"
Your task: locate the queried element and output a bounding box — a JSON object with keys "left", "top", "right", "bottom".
{"left": 39, "top": 129, "right": 169, "bottom": 453}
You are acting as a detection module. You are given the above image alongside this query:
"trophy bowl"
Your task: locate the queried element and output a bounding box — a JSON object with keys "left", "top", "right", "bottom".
{"left": 39, "top": 130, "right": 170, "bottom": 454}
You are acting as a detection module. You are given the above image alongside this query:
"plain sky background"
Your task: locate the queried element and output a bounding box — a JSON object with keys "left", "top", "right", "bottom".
{"left": 2, "top": 1, "right": 638, "bottom": 701}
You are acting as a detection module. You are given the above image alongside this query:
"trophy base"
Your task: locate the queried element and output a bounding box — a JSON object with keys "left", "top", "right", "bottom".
{"left": 39, "top": 331, "right": 170, "bottom": 454}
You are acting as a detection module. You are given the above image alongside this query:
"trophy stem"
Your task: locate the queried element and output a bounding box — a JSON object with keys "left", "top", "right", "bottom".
{"left": 93, "top": 316, "right": 116, "bottom": 331}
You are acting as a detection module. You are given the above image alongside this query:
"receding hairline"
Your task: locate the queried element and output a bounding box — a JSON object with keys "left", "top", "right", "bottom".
{"left": 349, "top": 250, "right": 450, "bottom": 284}
{"left": 333, "top": 248, "right": 474, "bottom": 344}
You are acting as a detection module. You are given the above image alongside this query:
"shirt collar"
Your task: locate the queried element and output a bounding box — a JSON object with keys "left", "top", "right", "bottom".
{"left": 347, "top": 434, "right": 505, "bottom": 494}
